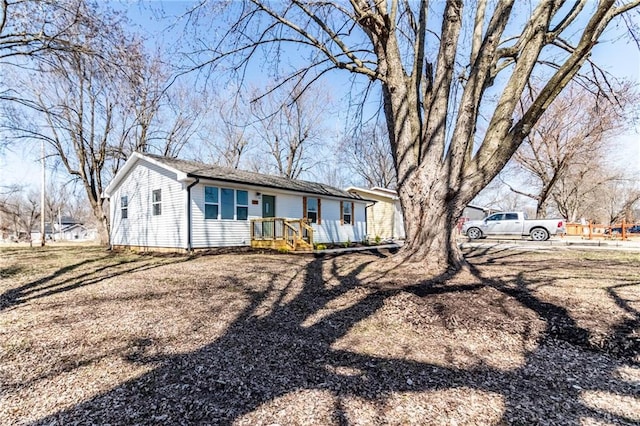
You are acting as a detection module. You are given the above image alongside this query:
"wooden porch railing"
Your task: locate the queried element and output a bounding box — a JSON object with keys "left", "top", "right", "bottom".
{"left": 251, "top": 218, "right": 314, "bottom": 251}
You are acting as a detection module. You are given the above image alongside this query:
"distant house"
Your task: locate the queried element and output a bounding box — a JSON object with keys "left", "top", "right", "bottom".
{"left": 346, "top": 186, "right": 405, "bottom": 240}
{"left": 347, "top": 186, "right": 491, "bottom": 239}
{"left": 103, "top": 153, "right": 368, "bottom": 251}
{"left": 61, "top": 224, "right": 97, "bottom": 241}
{"left": 460, "top": 205, "right": 491, "bottom": 221}
{"left": 30, "top": 219, "right": 96, "bottom": 242}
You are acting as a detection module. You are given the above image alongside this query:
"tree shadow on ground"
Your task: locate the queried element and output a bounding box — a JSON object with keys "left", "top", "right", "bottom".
{"left": 29, "top": 249, "right": 639, "bottom": 425}
{"left": 0, "top": 252, "right": 189, "bottom": 312}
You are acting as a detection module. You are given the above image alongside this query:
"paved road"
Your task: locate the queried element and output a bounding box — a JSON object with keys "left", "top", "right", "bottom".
{"left": 458, "top": 236, "right": 640, "bottom": 252}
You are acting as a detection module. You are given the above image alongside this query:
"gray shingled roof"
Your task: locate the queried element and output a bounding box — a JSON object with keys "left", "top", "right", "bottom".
{"left": 145, "top": 154, "right": 364, "bottom": 201}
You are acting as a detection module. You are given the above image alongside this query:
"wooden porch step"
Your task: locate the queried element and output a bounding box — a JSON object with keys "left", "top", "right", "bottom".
{"left": 250, "top": 239, "right": 313, "bottom": 252}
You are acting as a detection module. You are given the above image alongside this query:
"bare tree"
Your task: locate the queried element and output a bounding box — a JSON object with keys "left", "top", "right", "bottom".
{"left": 507, "top": 83, "right": 634, "bottom": 217}
{"left": 250, "top": 83, "right": 331, "bottom": 179}
{"left": 1, "top": 0, "right": 102, "bottom": 151}
{"left": 550, "top": 162, "right": 613, "bottom": 222}
{"left": 1, "top": 2, "right": 201, "bottom": 245}
{"left": 0, "top": 3, "right": 155, "bottom": 244}
{"left": 186, "top": 0, "right": 640, "bottom": 273}
{"left": 0, "top": 188, "right": 40, "bottom": 242}
{"left": 339, "top": 122, "right": 396, "bottom": 189}
{"left": 198, "top": 90, "right": 252, "bottom": 169}
{"left": 474, "top": 173, "right": 531, "bottom": 213}
{"left": 594, "top": 178, "right": 640, "bottom": 224}
{"left": 118, "top": 59, "right": 201, "bottom": 161}
{"left": 0, "top": 0, "right": 91, "bottom": 63}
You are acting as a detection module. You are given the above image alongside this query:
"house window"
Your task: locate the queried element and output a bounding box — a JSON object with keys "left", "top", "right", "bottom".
{"left": 205, "top": 186, "right": 219, "bottom": 219}
{"left": 221, "top": 188, "right": 234, "bottom": 219}
{"left": 152, "top": 189, "right": 161, "bottom": 216}
{"left": 304, "top": 197, "right": 321, "bottom": 224}
{"left": 205, "top": 186, "right": 248, "bottom": 220}
{"left": 121, "top": 196, "right": 128, "bottom": 219}
{"left": 341, "top": 201, "right": 354, "bottom": 225}
{"left": 236, "top": 190, "right": 248, "bottom": 221}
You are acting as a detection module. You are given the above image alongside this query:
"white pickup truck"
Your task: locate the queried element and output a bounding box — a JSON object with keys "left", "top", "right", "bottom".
{"left": 462, "top": 212, "right": 566, "bottom": 241}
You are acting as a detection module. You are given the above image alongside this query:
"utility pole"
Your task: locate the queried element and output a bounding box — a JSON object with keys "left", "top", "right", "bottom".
{"left": 40, "top": 140, "right": 45, "bottom": 247}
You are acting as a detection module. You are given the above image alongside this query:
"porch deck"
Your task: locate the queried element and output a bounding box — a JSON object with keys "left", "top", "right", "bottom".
{"left": 250, "top": 218, "right": 314, "bottom": 252}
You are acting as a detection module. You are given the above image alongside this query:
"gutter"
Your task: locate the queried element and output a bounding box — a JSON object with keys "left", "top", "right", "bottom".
{"left": 186, "top": 177, "right": 200, "bottom": 251}
{"left": 186, "top": 172, "right": 364, "bottom": 202}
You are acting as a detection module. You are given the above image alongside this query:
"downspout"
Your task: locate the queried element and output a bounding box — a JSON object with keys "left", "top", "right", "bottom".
{"left": 186, "top": 177, "right": 200, "bottom": 252}
{"left": 391, "top": 199, "right": 396, "bottom": 239}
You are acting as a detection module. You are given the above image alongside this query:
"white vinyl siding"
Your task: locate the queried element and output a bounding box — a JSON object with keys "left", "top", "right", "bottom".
{"left": 110, "top": 159, "right": 186, "bottom": 248}
{"left": 191, "top": 184, "right": 257, "bottom": 248}
{"left": 393, "top": 200, "right": 405, "bottom": 239}
{"left": 191, "top": 184, "right": 366, "bottom": 247}
{"left": 312, "top": 199, "right": 366, "bottom": 244}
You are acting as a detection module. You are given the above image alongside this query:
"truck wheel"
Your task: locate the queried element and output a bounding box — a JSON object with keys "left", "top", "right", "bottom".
{"left": 466, "top": 227, "right": 483, "bottom": 240}
{"left": 530, "top": 228, "right": 549, "bottom": 241}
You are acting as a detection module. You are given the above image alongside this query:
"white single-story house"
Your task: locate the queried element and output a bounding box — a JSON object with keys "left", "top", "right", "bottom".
{"left": 347, "top": 186, "right": 491, "bottom": 239}
{"left": 103, "top": 153, "right": 369, "bottom": 251}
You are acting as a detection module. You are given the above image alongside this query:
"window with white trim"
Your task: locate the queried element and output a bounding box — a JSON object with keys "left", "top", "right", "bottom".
{"left": 236, "top": 190, "right": 248, "bottom": 220}
{"left": 341, "top": 201, "right": 353, "bottom": 225}
{"left": 304, "top": 197, "right": 321, "bottom": 224}
{"left": 121, "top": 195, "right": 128, "bottom": 219}
{"left": 205, "top": 186, "right": 219, "bottom": 219}
{"left": 221, "top": 188, "right": 234, "bottom": 219}
{"left": 204, "top": 186, "right": 248, "bottom": 220}
{"left": 152, "top": 189, "right": 161, "bottom": 216}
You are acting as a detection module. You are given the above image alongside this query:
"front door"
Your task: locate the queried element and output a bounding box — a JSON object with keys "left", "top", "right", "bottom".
{"left": 262, "top": 195, "right": 276, "bottom": 237}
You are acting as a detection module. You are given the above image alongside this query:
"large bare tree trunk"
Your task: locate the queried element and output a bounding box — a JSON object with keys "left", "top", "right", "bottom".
{"left": 399, "top": 182, "right": 466, "bottom": 270}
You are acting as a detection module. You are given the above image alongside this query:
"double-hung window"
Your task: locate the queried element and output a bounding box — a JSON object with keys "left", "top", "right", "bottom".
{"left": 236, "top": 190, "right": 248, "bottom": 220}
{"left": 205, "top": 186, "right": 248, "bottom": 221}
{"left": 205, "top": 186, "right": 219, "bottom": 219}
{"left": 152, "top": 189, "right": 161, "bottom": 216}
{"left": 121, "top": 195, "right": 128, "bottom": 219}
{"left": 303, "top": 197, "right": 321, "bottom": 224}
{"left": 341, "top": 201, "right": 354, "bottom": 225}
{"left": 221, "top": 188, "right": 235, "bottom": 219}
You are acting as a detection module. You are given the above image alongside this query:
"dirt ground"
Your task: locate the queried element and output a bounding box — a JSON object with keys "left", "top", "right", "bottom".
{"left": 0, "top": 244, "right": 638, "bottom": 425}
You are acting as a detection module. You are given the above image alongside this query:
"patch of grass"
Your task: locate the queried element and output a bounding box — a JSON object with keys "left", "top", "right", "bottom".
{"left": 0, "top": 265, "right": 26, "bottom": 278}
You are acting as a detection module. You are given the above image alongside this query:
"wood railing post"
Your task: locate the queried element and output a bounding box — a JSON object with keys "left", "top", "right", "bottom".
{"left": 622, "top": 219, "right": 627, "bottom": 240}
{"left": 588, "top": 221, "right": 593, "bottom": 240}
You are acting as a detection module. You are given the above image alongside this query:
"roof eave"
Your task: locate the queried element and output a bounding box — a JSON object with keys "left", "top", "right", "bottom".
{"left": 189, "top": 172, "right": 366, "bottom": 202}
{"left": 103, "top": 152, "right": 190, "bottom": 197}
